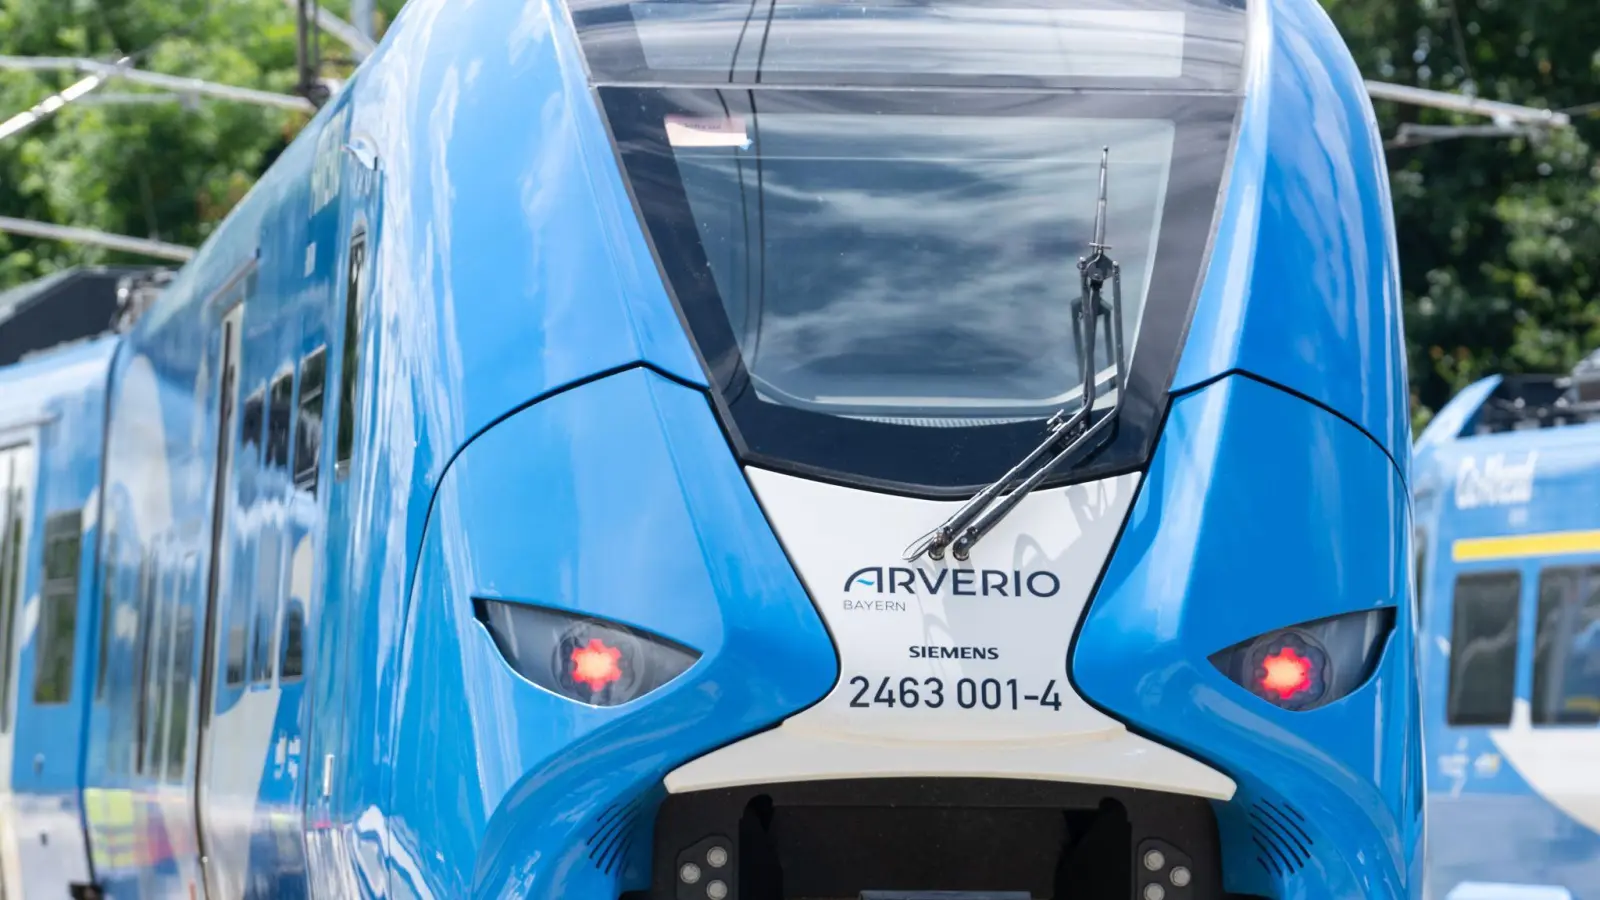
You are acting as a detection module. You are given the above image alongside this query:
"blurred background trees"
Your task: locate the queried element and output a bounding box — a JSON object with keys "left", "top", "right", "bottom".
{"left": 0, "top": 0, "right": 401, "bottom": 286}
{"left": 1, "top": 0, "right": 1598, "bottom": 428}
{"left": 1324, "top": 0, "right": 1600, "bottom": 429}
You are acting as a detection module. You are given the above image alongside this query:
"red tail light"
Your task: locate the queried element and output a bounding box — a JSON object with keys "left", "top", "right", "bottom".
{"left": 1210, "top": 608, "right": 1393, "bottom": 712}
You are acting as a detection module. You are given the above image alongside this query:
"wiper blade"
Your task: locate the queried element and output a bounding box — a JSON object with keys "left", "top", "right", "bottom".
{"left": 904, "top": 147, "right": 1127, "bottom": 563}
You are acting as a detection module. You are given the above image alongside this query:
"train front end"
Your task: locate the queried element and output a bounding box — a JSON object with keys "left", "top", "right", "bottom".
{"left": 389, "top": 0, "right": 1419, "bottom": 896}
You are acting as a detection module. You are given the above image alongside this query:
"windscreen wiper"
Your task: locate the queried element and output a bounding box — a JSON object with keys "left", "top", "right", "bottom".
{"left": 904, "top": 147, "right": 1127, "bottom": 563}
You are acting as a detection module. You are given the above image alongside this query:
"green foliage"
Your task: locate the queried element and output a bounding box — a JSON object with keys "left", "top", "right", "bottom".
{"left": 1, "top": 0, "right": 1595, "bottom": 431}
{"left": 0, "top": 0, "right": 402, "bottom": 284}
{"left": 1323, "top": 0, "right": 1600, "bottom": 428}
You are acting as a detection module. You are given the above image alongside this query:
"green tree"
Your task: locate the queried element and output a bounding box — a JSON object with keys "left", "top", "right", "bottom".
{"left": 0, "top": 0, "right": 401, "bottom": 287}
{"left": 1323, "top": 0, "right": 1600, "bottom": 430}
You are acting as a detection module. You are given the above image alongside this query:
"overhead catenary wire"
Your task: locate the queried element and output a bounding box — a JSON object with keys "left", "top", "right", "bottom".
{"left": 0, "top": 56, "right": 314, "bottom": 114}
{"left": 0, "top": 216, "right": 195, "bottom": 262}
{"left": 0, "top": 56, "right": 133, "bottom": 142}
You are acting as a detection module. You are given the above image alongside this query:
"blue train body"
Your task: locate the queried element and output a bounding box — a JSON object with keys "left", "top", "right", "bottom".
{"left": 1415, "top": 371, "right": 1600, "bottom": 900}
{"left": 0, "top": 0, "right": 1420, "bottom": 896}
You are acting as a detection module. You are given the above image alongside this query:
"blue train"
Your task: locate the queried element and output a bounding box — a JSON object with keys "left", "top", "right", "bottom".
{"left": 0, "top": 0, "right": 1421, "bottom": 896}
{"left": 1416, "top": 355, "right": 1600, "bottom": 900}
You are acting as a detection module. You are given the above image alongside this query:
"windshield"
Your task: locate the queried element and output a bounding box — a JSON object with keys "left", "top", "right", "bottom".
{"left": 578, "top": 1, "right": 1247, "bottom": 493}
{"left": 669, "top": 108, "right": 1173, "bottom": 422}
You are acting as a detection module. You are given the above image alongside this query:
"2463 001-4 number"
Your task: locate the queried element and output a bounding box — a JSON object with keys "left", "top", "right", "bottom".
{"left": 846, "top": 675, "right": 1062, "bottom": 711}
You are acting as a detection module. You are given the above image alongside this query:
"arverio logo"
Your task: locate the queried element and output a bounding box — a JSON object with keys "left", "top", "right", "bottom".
{"left": 843, "top": 566, "right": 1061, "bottom": 598}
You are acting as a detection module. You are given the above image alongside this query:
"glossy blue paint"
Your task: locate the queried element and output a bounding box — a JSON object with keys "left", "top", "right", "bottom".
{"left": 1074, "top": 375, "right": 1420, "bottom": 897}
{"left": 1414, "top": 400, "right": 1600, "bottom": 899}
{"left": 1, "top": 0, "right": 1420, "bottom": 892}
{"left": 0, "top": 334, "right": 117, "bottom": 897}
{"left": 1173, "top": 0, "right": 1410, "bottom": 471}
{"left": 387, "top": 368, "right": 835, "bottom": 897}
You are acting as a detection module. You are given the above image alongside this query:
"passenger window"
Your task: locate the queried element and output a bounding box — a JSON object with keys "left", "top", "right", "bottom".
{"left": 280, "top": 601, "right": 304, "bottom": 682}
{"left": 34, "top": 510, "right": 83, "bottom": 704}
{"left": 144, "top": 568, "right": 175, "bottom": 775}
{"left": 267, "top": 372, "right": 294, "bottom": 469}
{"left": 1447, "top": 571, "right": 1522, "bottom": 726}
{"left": 225, "top": 553, "right": 248, "bottom": 687}
{"left": 294, "top": 348, "right": 326, "bottom": 496}
{"left": 1532, "top": 567, "right": 1600, "bottom": 725}
{"left": 166, "top": 597, "right": 194, "bottom": 782}
{"left": 250, "top": 530, "right": 282, "bottom": 685}
{"left": 133, "top": 556, "right": 156, "bottom": 773}
{"left": 95, "top": 533, "right": 116, "bottom": 700}
{"left": 0, "top": 449, "right": 25, "bottom": 733}
{"left": 336, "top": 232, "right": 368, "bottom": 475}
{"left": 241, "top": 388, "right": 265, "bottom": 456}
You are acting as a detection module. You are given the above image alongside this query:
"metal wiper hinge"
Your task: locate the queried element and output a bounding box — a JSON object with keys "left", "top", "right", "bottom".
{"left": 904, "top": 147, "right": 1127, "bottom": 563}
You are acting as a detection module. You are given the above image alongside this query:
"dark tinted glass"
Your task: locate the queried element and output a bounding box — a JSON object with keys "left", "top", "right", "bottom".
{"left": 336, "top": 234, "right": 368, "bottom": 473}
{"left": 281, "top": 602, "right": 304, "bottom": 681}
{"left": 294, "top": 347, "right": 326, "bottom": 495}
{"left": 1448, "top": 571, "right": 1522, "bottom": 726}
{"left": 250, "top": 531, "right": 282, "bottom": 685}
{"left": 1533, "top": 567, "right": 1600, "bottom": 725}
{"left": 241, "top": 388, "right": 264, "bottom": 453}
{"left": 34, "top": 510, "right": 83, "bottom": 704}
{"left": 0, "top": 450, "right": 25, "bottom": 732}
{"left": 133, "top": 557, "right": 155, "bottom": 772}
{"left": 95, "top": 533, "right": 116, "bottom": 700}
{"left": 266, "top": 372, "right": 294, "bottom": 470}
{"left": 605, "top": 87, "right": 1234, "bottom": 490}
{"left": 569, "top": 0, "right": 1248, "bottom": 92}
{"left": 166, "top": 593, "right": 193, "bottom": 781}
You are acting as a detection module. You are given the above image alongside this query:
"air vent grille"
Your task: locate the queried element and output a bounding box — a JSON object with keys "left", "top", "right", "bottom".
{"left": 587, "top": 793, "right": 648, "bottom": 876}
{"left": 1249, "top": 799, "right": 1312, "bottom": 877}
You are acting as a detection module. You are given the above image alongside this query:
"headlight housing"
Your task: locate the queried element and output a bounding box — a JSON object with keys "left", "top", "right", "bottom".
{"left": 474, "top": 597, "right": 701, "bottom": 707}
{"left": 1208, "top": 608, "right": 1395, "bottom": 712}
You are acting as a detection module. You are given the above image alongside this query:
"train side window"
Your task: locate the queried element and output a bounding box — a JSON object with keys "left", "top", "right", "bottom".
{"left": 280, "top": 601, "right": 304, "bottom": 682}
{"left": 144, "top": 567, "right": 177, "bottom": 775}
{"left": 242, "top": 387, "right": 265, "bottom": 456}
{"left": 1447, "top": 571, "right": 1522, "bottom": 726}
{"left": 33, "top": 510, "right": 83, "bottom": 704}
{"left": 250, "top": 530, "right": 282, "bottom": 685}
{"left": 294, "top": 347, "right": 327, "bottom": 496}
{"left": 133, "top": 556, "right": 156, "bottom": 773}
{"left": 266, "top": 371, "right": 294, "bottom": 470}
{"left": 166, "top": 587, "right": 194, "bottom": 782}
{"left": 0, "top": 451, "right": 24, "bottom": 733}
{"left": 94, "top": 532, "right": 116, "bottom": 700}
{"left": 336, "top": 231, "right": 368, "bottom": 476}
{"left": 225, "top": 552, "right": 248, "bottom": 687}
{"left": 1532, "top": 567, "right": 1600, "bottom": 725}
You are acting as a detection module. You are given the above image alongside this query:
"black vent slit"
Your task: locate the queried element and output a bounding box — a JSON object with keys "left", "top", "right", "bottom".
{"left": 587, "top": 794, "right": 648, "bottom": 876}
{"left": 1248, "top": 799, "right": 1312, "bottom": 876}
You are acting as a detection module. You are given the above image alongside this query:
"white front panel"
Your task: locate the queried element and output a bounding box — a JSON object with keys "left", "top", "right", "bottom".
{"left": 666, "top": 468, "right": 1234, "bottom": 799}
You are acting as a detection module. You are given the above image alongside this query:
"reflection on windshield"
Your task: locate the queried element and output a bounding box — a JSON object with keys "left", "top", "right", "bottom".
{"left": 673, "top": 108, "right": 1174, "bottom": 421}
{"left": 570, "top": 0, "right": 1247, "bottom": 90}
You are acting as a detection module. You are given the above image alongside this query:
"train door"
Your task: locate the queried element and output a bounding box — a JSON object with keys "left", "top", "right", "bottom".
{"left": 304, "top": 129, "right": 379, "bottom": 899}
{"left": 195, "top": 302, "right": 244, "bottom": 900}
{"left": 0, "top": 443, "right": 36, "bottom": 899}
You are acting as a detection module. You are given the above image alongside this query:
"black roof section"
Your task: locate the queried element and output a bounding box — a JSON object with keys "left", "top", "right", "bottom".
{"left": 0, "top": 265, "right": 171, "bottom": 367}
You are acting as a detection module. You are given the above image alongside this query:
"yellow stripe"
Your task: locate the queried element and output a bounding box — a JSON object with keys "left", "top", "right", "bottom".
{"left": 1452, "top": 529, "right": 1600, "bottom": 562}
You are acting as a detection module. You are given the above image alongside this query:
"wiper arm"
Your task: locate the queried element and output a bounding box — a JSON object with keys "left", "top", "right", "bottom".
{"left": 904, "top": 147, "right": 1127, "bottom": 563}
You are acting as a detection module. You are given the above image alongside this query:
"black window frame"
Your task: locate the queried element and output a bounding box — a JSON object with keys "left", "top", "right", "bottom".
{"left": 601, "top": 86, "right": 1238, "bottom": 494}
{"left": 1447, "top": 570, "right": 1523, "bottom": 727}
{"left": 33, "top": 509, "right": 83, "bottom": 705}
